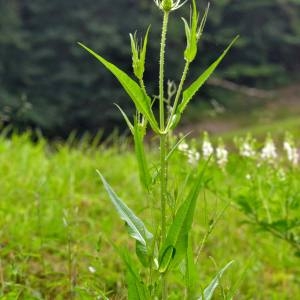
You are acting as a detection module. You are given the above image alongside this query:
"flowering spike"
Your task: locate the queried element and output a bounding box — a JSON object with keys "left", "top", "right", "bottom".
{"left": 236, "top": 134, "right": 256, "bottom": 158}
{"left": 283, "top": 132, "right": 299, "bottom": 166}
{"left": 261, "top": 134, "right": 277, "bottom": 163}
{"left": 216, "top": 137, "right": 228, "bottom": 169}
{"left": 202, "top": 131, "right": 214, "bottom": 159}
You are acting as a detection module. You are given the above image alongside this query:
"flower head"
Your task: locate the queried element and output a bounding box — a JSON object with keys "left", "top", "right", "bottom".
{"left": 154, "top": 0, "right": 188, "bottom": 12}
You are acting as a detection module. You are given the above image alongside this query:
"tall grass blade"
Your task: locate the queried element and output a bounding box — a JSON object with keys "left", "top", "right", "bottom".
{"left": 121, "top": 250, "right": 151, "bottom": 300}
{"left": 78, "top": 42, "right": 159, "bottom": 132}
{"left": 98, "top": 171, "right": 153, "bottom": 266}
{"left": 177, "top": 36, "right": 238, "bottom": 115}
{"left": 159, "top": 163, "right": 207, "bottom": 273}
{"left": 198, "top": 260, "right": 234, "bottom": 300}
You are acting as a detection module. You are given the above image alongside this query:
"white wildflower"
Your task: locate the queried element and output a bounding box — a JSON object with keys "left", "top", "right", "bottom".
{"left": 235, "top": 134, "right": 256, "bottom": 158}
{"left": 187, "top": 149, "right": 200, "bottom": 166}
{"left": 261, "top": 135, "right": 277, "bottom": 162}
{"left": 240, "top": 142, "right": 256, "bottom": 158}
{"left": 177, "top": 140, "right": 199, "bottom": 166}
{"left": 245, "top": 174, "right": 251, "bottom": 180}
{"left": 283, "top": 141, "right": 299, "bottom": 166}
{"left": 88, "top": 266, "right": 96, "bottom": 274}
{"left": 178, "top": 142, "right": 189, "bottom": 152}
{"left": 216, "top": 138, "right": 228, "bottom": 168}
{"left": 202, "top": 132, "right": 213, "bottom": 159}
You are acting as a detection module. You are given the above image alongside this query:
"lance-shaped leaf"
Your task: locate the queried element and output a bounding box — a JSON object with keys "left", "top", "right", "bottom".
{"left": 158, "top": 163, "right": 207, "bottom": 273}
{"left": 115, "top": 103, "right": 134, "bottom": 134}
{"left": 78, "top": 42, "right": 159, "bottom": 133}
{"left": 198, "top": 260, "right": 234, "bottom": 300}
{"left": 177, "top": 36, "right": 239, "bottom": 116}
{"left": 133, "top": 120, "right": 151, "bottom": 190}
{"left": 98, "top": 171, "right": 153, "bottom": 267}
{"left": 182, "top": 237, "right": 198, "bottom": 298}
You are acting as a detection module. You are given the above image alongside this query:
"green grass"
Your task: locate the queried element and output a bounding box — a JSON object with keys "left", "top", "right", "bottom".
{"left": 0, "top": 130, "right": 299, "bottom": 299}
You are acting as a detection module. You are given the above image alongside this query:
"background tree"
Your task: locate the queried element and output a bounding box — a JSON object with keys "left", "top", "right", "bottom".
{"left": 0, "top": 0, "right": 299, "bottom": 137}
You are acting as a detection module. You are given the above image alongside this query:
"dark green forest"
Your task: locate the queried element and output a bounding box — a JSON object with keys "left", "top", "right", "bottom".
{"left": 0, "top": 0, "right": 300, "bottom": 137}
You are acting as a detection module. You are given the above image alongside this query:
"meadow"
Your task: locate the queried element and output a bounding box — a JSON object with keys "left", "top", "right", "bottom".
{"left": 1, "top": 0, "right": 300, "bottom": 299}
{"left": 0, "top": 128, "right": 299, "bottom": 299}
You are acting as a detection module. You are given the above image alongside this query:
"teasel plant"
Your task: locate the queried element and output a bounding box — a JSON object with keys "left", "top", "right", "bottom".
{"left": 79, "top": 0, "right": 238, "bottom": 298}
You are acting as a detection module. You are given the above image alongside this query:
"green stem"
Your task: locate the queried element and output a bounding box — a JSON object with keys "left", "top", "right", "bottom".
{"left": 159, "top": 10, "right": 169, "bottom": 244}
{"left": 159, "top": 11, "right": 169, "bottom": 300}
{"left": 159, "top": 12, "right": 169, "bottom": 132}
{"left": 167, "top": 61, "right": 190, "bottom": 129}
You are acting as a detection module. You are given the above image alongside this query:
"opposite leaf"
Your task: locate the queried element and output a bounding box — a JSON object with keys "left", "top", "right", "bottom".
{"left": 78, "top": 42, "right": 159, "bottom": 133}
{"left": 98, "top": 171, "right": 153, "bottom": 267}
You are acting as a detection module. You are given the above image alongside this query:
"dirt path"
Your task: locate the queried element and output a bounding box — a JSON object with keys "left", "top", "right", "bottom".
{"left": 177, "top": 83, "right": 300, "bottom": 136}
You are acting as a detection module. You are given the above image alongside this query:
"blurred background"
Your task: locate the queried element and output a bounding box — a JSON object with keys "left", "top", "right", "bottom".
{"left": 0, "top": 0, "right": 299, "bottom": 138}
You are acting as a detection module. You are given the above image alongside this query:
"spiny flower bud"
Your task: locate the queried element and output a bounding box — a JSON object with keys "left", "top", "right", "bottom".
{"left": 129, "top": 27, "right": 150, "bottom": 80}
{"left": 182, "top": 0, "right": 209, "bottom": 62}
